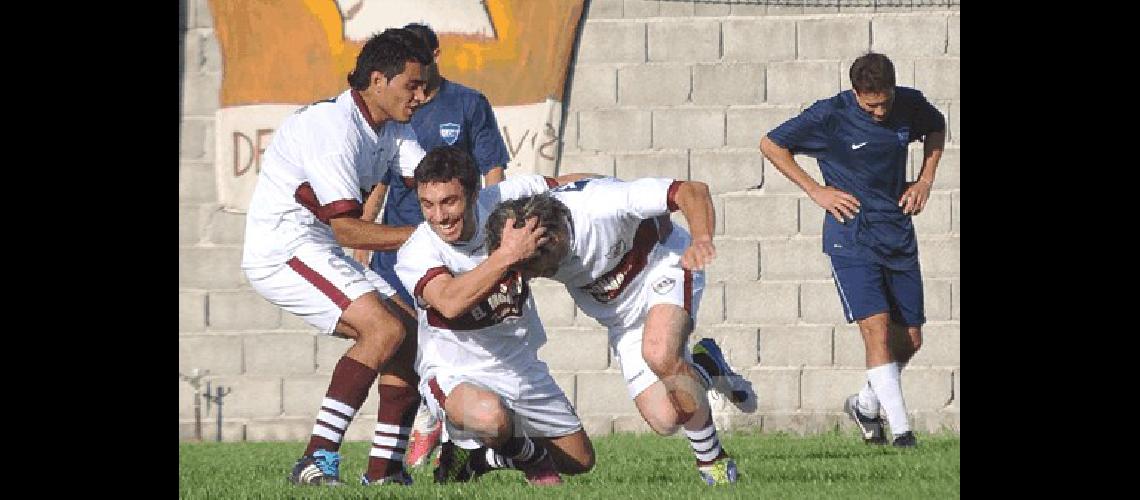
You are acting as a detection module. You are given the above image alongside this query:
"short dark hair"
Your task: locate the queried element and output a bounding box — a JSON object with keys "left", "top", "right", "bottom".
{"left": 346, "top": 28, "right": 432, "bottom": 90}
{"left": 403, "top": 23, "right": 439, "bottom": 52}
{"left": 849, "top": 52, "right": 896, "bottom": 94}
{"left": 414, "top": 146, "right": 480, "bottom": 200}
{"left": 485, "top": 194, "right": 572, "bottom": 263}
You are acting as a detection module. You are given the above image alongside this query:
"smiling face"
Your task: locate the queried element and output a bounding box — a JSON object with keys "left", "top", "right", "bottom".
{"left": 417, "top": 178, "right": 475, "bottom": 243}
{"left": 372, "top": 60, "right": 427, "bottom": 123}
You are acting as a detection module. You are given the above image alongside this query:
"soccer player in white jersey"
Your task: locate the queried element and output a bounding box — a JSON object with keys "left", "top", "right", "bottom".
{"left": 394, "top": 146, "right": 596, "bottom": 486}
{"left": 240, "top": 28, "right": 432, "bottom": 487}
{"left": 485, "top": 177, "right": 758, "bottom": 485}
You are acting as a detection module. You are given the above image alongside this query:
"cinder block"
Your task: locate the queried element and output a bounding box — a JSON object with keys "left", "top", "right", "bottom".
{"left": 648, "top": 20, "right": 720, "bottom": 62}
{"left": 579, "top": 109, "right": 652, "bottom": 151}
{"left": 901, "top": 368, "right": 953, "bottom": 411}
{"left": 588, "top": 0, "right": 624, "bottom": 19}
{"left": 692, "top": 63, "right": 766, "bottom": 106}
{"left": 179, "top": 421, "right": 245, "bottom": 442}
{"left": 694, "top": 325, "right": 759, "bottom": 369}
{"left": 690, "top": 150, "right": 762, "bottom": 195}
{"left": 723, "top": 19, "right": 796, "bottom": 62}
{"left": 652, "top": 108, "right": 724, "bottom": 149}
{"left": 207, "top": 209, "right": 246, "bottom": 245}
{"left": 728, "top": 106, "right": 800, "bottom": 148}
{"left": 729, "top": 4, "right": 768, "bottom": 16}
{"left": 914, "top": 58, "right": 960, "bottom": 101}
{"left": 197, "top": 30, "right": 222, "bottom": 74}
{"left": 906, "top": 323, "right": 959, "bottom": 367}
{"left": 180, "top": 247, "right": 245, "bottom": 288}
{"left": 767, "top": 5, "right": 803, "bottom": 15}
{"left": 723, "top": 194, "right": 798, "bottom": 237}
{"left": 949, "top": 100, "right": 960, "bottom": 145}
{"left": 744, "top": 367, "right": 799, "bottom": 411}
{"left": 568, "top": 65, "right": 617, "bottom": 109}
{"left": 917, "top": 236, "right": 959, "bottom": 278}
{"left": 180, "top": 205, "right": 203, "bottom": 245}
{"left": 953, "top": 368, "right": 959, "bottom": 409}
{"left": 923, "top": 280, "right": 953, "bottom": 322}
{"left": 559, "top": 152, "right": 616, "bottom": 177}
{"left": 180, "top": 290, "right": 207, "bottom": 332}
{"left": 799, "top": 198, "right": 825, "bottom": 236}
{"left": 951, "top": 278, "right": 959, "bottom": 320}
{"left": 911, "top": 409, "right": 959, "bottom": 434}
{"left": 578, "top": 21, "right": 646, "bottom": 64}
{"left": 703, "top": 238, "right": 759, "bottom": 283}
{"left": 552, "top": 372, "right": 576, "bottom": 403}
{"left": 245, "top": 418, "right": 311, "bottom": 441}
{"left": 244, "top": 334, "right": 316, "bottom": 376}
{"left": 179, "top": 117, "right": 212, "bottom": 161}
{"left": 540, "top": 328, "right": 610, "bottom": 371}
{"left": 344, "top": 415, "right": 379, "bottom": 442}
{"left": 767, "top": 61, "right": 840, "bottom": 105}
{"left": 179, "top": 380, "right": 200, "bottom": 419}
{"left": 912, "top": 193, "right": 952, "bottom": 235}
{"left": 208, "top": 290, "right": 281, "bottom": 330}
{"left": 758, "top": 326, "right": 833, "bottom": 367}
{"left": 315, "top": 336, "right": 353, "bottom": 374}
{"left": 800, "top": 281, "right": 848, "bottom": 324}
{"left": 193, "top": 0, "right": 214, "bottom": 29}
{"left": 575, "top": 309, "right": 605, "bottom": 329}
{"left": 833, "top": 324, "right": 863, "bottom": 367}
{"left": 179, "top": 161, "right": 217, "bottom": 204}
{"left": 724, "top": 282, "right": 799, "bottom": 324}
{"left": 713, "top": 193, "right": 725, "bottom": 235}
{"left": 718, "top": 413, "right": 763, "bottom": 432}
{"left": 920, "top": 146, "right": 959, "bottom": 191}
{"left": 694, "top": 2, "right": 730, "bottom": 16}
{"left": 761, "top": 154, "right": 823, "bottom": 194}
{"left": 696, "top": 281, "right": 725, "bottom": 325}
{"left": 575, "top": 372, "right": 639, "bottom": 415}
{"left": 872, "top": 15, "right": 948, "bottom": 57}
{"left": 948, "top": 15, "right": 960, "bottom": 55}
{"left": 658, "top": 0, "right": 694, "bottom": 17}
{"left": 181, "top": 72, "right": 220, "bottom": 116}
{"left": 797, "top": 18, "right": 870, "bottom": 60}
{"left": 282, "top": 375, "right": 331, "bottom": 417}
{"left": 623, "top": 0, "right": 658, "bottom": 17}
{"left": 180, "top": 335, "right": 243, "bottom": 375}
{"left": 615, "top": 151, "right": 688, "bottom": 181}
{"left": 760, "top": 238, "right": 831, "bottom": 280}
{"left": 279, "top": 309, "right": 321, "bottom": 332}
{"left": 613, "top": 416, "right": 655, "bottom": 433}
{"left": 204, "top": 376, "right": 283, "bottom": 418}
{"left": 800, "top": 367, "right": 865, "bottom": 410}
{"left": 581, "top": 415, "right": 614, "bottom": 437}
{"left": 762, "top": 413, "right": 839, "bottom": 436}
{"left": 531, "top": 281, "right": 576, "bottom": 327}
{"left": 618, "top": 64, "right": 691, "bottom": 106}
{"left": 562, "top": 111, "right": 579, "bottom": 153}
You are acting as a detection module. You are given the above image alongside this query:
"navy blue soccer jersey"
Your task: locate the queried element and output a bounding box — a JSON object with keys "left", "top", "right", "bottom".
{"left": 765, "top": 87, "right": 944, "bottom": 269}
{"left": 372, "top": 79, "right": 511, "bottom": 303}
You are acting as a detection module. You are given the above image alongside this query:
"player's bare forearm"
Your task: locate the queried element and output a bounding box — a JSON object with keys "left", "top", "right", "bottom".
{"left": 483, "top": 167, "right": 505, "bottom": 186}
{"left": 329, "top": 217, "right": 416, "bottom": 251}
{"left": 916, "top": 130, "right": 945, "bottom": 185}
{"left": 420, "top": 252, "right": 515, "bottom": 319}
{"left": 361, "top": 183, "right": 389, "bottom": 223}
{"left": 759, "top": 135, "right": 823, "bottom": 195}
{"left": 673, "top": 181, "right": 715, "bottom": 243}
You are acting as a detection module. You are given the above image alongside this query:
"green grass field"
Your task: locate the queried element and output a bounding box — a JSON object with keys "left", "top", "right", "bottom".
{"left": 179, "top": 430, "right": 959, "bottom": 499}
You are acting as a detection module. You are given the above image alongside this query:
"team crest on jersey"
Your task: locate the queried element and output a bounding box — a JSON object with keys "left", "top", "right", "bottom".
{"left": 440, "top": 123, "right": 461, "bottom": 145}
{"left": 652, "top": 276, "right": 676, "bottom": 295}
{"left": 897, "top": 126, "right": 910, "bottom": 146}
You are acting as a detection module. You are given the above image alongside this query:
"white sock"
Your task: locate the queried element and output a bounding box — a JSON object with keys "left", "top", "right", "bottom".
{"left": 857, "top": 381, "right": 880, "bottom": 417}
{"left": 866, "top": 362, "right": 910, "bottom": 436}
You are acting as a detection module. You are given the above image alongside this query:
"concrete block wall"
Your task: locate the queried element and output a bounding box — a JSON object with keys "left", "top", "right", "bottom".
{"left": 179, "top": 0, "right": 960, "bottom": 441}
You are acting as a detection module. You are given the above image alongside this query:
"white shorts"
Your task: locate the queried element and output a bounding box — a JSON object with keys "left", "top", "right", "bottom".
{"left": 420, "top": 362, "right": 582, "bottom": 450}
{"left": 609, "top": 226, "right": 705, "bottom": 399}
{"left": 245, "top": 244, "right": 397, "bottom": 335}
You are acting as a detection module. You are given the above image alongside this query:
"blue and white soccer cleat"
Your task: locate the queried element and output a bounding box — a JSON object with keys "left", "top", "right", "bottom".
{"left": 692, "top": 338, "right": 758, "bottom": 413}
{"left": 288, "top": 449, "right": 342, "bottom": 486}
{"left": 697, "top": 457, "right": 739, "bottom": 485}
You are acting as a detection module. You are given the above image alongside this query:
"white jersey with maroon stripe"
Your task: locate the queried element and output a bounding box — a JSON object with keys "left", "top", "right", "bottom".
{"left": 394, "top": 174, "right": 555, "bottom": 378}
{"left": 241, "top": 89, "right": 426, "bottom": 274}
{"left": 548, "top": 177, "right": 679, "bottom": 330}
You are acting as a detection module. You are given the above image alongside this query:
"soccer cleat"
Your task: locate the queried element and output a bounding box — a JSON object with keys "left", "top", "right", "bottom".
{"left": 844, "top": 394, "right": 888, "bottom": 445}
{"left": 433, "top": 441, "right": 484, "bottom": 484}
{"left": 692, "top": 338, "right": 758, "bottom": 413}
{"left": 360, "top": 469, "right": 414, "bottom": 486}
{"left": 406, "top": 418, "right": 443, "bottom": 467}
{"left": 520, "top": 452, "right": 563, "bottom": 486}
{"left": 288, "top": 449, "right": 342, "bottom": 486}
{"left": 892, "top": 431, "right": 917, "bottom": 448}
{"left": 697, "top": 457, "right": 739, "bottom": 485}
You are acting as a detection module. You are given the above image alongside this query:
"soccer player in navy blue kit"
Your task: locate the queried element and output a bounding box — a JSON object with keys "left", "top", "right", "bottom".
{"left": 759, "top": 53, "right": 946, "bottom": 448}
{"left": 355, "top": 23, "right": 512, "bottom": 467}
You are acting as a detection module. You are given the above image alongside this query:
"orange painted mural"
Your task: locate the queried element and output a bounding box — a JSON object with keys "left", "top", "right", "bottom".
{"left": 206, "top": 0, "right": 586, "bottom": 211}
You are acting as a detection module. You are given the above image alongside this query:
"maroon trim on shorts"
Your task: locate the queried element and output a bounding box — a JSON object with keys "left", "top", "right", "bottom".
{"left": 683, "top": 269, "right": 693, "bottom": 316}
{"left": 288, "top": 257, "right": 352, "bottom": 310}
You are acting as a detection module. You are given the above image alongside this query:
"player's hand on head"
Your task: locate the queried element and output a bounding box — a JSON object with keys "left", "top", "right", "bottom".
{"left": 497, "top": 216, "right": 548, "bottom": 264}
{"left": 809, "top": 186, "right": 860, "bottom": 224}
{"left": 681, "top": 238, "right": 716, "bottom": 270}
{"left": 899, "top": 179, "right": 932, "bottom": 215}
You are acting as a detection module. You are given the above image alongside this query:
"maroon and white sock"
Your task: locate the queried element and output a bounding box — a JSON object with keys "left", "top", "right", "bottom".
{"left": 364, "top": 383, "right": 420, "bottom": 481}
{"left": 686, "top": 417, "right": 724, "bottom": 466}
{"left": 304, "top": 356, "right": 378, "bottom": 456}
{"left": 494, "top": 435, "right": 548, "bottom": 469}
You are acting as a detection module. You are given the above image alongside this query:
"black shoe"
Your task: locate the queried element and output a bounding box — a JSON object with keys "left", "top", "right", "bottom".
{"left": 288, "top": 449, "right": 342, "bottom": 486}
{"left": 433, "top": 442, "right": 486, "bottom": 483}
{"left": 843, "top": 395, "right": 888, "bottom": 445}
{"left": 892, "top": 431, "right": 917, "bottom": 448}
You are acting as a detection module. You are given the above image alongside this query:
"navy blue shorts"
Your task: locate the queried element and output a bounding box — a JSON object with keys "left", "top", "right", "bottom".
{"left": 829, "top": 254, "right": 925, "bottom": 327}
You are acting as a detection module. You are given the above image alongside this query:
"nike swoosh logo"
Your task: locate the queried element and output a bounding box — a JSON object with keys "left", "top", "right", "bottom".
{"left": 851, "top": 142, "right": 868, "bottom": 149}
